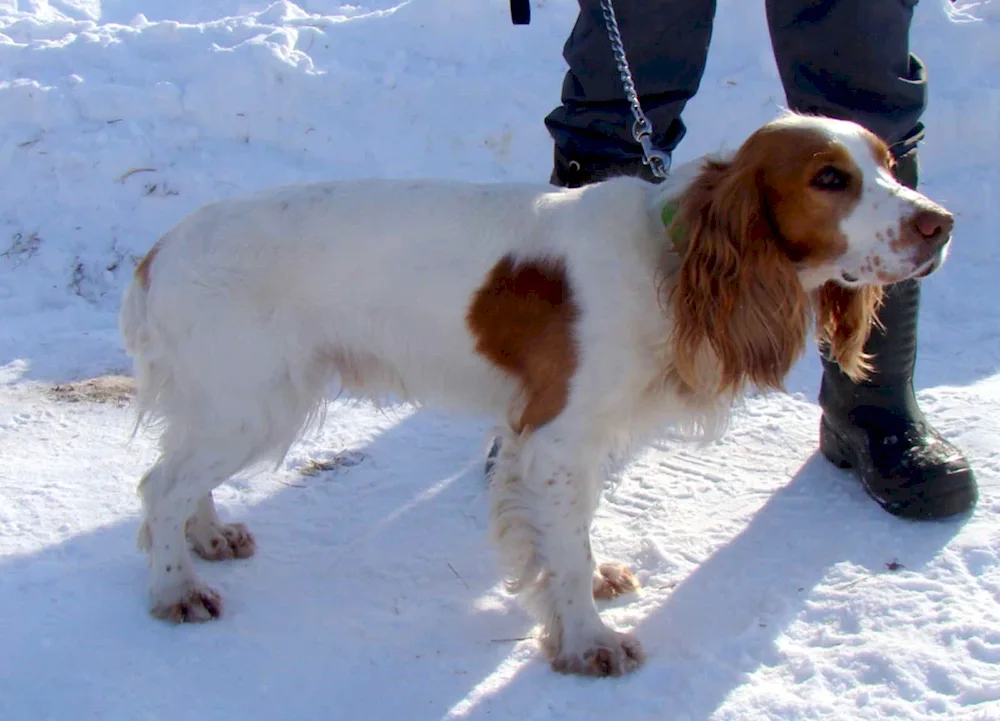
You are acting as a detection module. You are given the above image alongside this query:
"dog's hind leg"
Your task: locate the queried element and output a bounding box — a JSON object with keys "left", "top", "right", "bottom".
{"left": 136, "top": 376, "right": 322, "bottom": 622}
{"left": 137, "top": 440, "right": 260, "bottom": 623}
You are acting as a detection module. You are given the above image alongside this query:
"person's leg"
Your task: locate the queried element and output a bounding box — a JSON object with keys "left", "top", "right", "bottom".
{"left": 767, "top": 0, "right": 977, "bottom": 519}
{"left": 543, "top": 0, "right": 717, "bottom": 187}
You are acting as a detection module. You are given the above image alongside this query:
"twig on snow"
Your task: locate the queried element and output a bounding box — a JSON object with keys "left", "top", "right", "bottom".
{"left": 119, "top": 167, "right": 157, "bottom": 183}
{"left": 447, "top": 562, "right": 470, "bottom": 590}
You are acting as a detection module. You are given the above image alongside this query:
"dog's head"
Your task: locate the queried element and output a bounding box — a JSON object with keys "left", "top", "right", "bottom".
{"left": 666, "top": 112, "right": 953, "bottom": 395}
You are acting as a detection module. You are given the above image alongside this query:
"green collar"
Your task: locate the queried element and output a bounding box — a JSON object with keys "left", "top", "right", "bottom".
{"left": 661, "top": 200, "right": 686, "bottom": 253}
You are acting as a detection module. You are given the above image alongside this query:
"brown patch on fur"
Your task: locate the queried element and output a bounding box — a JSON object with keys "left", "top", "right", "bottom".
{"left": 467, "top": 254, "right": 579, "bottom": 434}
{"left": 134, "top": 239, "right": 163, "bottom": 291}
{"left": 863, "top": 132, "right": 895, "bottom": 173}
{"left": 665, "top": 122, "right": 875, "bottom": 396}
{"left": 812, "top": 282, "right": 884, "bottom": 382}
{"left": 49, "top": 374, "right": 136, "bottom": 405}
{"left": 759, "top": 130, "right": 862, "bottom": 266}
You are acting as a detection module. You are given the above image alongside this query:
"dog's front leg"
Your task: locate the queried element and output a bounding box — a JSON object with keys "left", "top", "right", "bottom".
{"left": 489, "top": 431, "right": 644, "bottom": 677}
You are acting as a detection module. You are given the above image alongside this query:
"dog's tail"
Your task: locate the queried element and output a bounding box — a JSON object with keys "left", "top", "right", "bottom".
{"left": 120, "top": 253, "right": 152, "bottom": 359}
{"left": 119, "top": 241, "right": 168, "bottom": 439}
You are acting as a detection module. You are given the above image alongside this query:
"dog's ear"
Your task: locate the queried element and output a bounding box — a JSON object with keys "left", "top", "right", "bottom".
{"left": 667, "top": 157, "right": 810, "bottom": 396}
{"left": 812, "top": 281, "right": 884, "bottom": 382}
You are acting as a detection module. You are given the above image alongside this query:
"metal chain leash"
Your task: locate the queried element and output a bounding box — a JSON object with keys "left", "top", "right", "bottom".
{"left": 598, "top": 0, "right": 671, "bottom": 179}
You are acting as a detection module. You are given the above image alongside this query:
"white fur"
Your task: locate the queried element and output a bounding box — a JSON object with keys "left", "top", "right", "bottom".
{"left": 120, "top": 114, "right": 952, "bottom": 675}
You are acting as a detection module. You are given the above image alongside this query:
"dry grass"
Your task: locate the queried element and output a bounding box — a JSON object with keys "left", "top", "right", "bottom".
{"left": 48, "top": 374, "right": 136, "bottom": 406}
{"left": 301, "top": 450, "right": 366, "bottom": 476}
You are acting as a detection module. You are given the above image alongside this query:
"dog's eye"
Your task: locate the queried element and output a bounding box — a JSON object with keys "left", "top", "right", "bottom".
{"left": 811, "top": 166, "right": 851, "bottom": 191}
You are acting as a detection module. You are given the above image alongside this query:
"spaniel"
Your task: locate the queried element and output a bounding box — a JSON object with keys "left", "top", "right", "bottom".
{"left": 120, "top": 112, "right": 954, "bottom": 677}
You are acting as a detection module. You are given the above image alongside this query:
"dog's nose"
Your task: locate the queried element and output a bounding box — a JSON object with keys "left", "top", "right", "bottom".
{"left": 911, "top": 208, "right": 954, "bottom": 243}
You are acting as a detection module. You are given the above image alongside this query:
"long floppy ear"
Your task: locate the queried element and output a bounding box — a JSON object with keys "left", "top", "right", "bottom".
{"left": 812, "top": 281, "right": 884, "bottom": 382}
{"left": 668, "top": 158, "right": 810, "bottom": 396}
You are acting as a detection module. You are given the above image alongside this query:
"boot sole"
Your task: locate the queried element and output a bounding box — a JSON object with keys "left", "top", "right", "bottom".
{"left": 819, "top": 417, "right": 974, "bottom": 521}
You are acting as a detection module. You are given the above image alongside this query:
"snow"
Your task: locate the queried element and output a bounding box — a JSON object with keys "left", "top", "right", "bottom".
{"left": 1, "top": 0, "right": 999, "bottom": 718}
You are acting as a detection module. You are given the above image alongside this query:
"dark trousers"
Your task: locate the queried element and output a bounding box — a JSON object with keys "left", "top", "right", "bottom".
{"left": 544, "top": 0, "right": 928, "bottom": 163}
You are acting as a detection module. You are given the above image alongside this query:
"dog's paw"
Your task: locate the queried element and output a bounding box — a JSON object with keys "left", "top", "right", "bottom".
{"left": 592, "top": 562, "right": 640, "bottom": 600}
{"left": 188, "top": 522, "right": 256, "bottom": 561}
{"left": 550, "top": 630, "right": 645, "bottom": 677}
{"left": 151, "top": 583, "right": 223, "bottom": 623}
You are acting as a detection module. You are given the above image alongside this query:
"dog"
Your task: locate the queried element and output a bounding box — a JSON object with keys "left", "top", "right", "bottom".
{"left": 120, "top": 112, "right": 954, "bottom": 676}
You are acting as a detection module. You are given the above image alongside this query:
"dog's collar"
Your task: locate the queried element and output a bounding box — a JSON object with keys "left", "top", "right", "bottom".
{"left": 661, "top": 200, "right": 686, "bottom": 254}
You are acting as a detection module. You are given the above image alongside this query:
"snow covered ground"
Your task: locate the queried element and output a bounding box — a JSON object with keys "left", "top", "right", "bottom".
{"left": 1, "top": 0, "right": 999, "bottom": 718}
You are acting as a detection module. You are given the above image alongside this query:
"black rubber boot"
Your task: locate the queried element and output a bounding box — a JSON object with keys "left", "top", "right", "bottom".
{"left": 818, "top": 151, "right": 977, "bottom": 520}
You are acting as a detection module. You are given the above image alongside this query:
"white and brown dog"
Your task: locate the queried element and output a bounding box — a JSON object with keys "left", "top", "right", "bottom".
{"left": 121, "top": 112, "right": 954, "bottom": 676}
